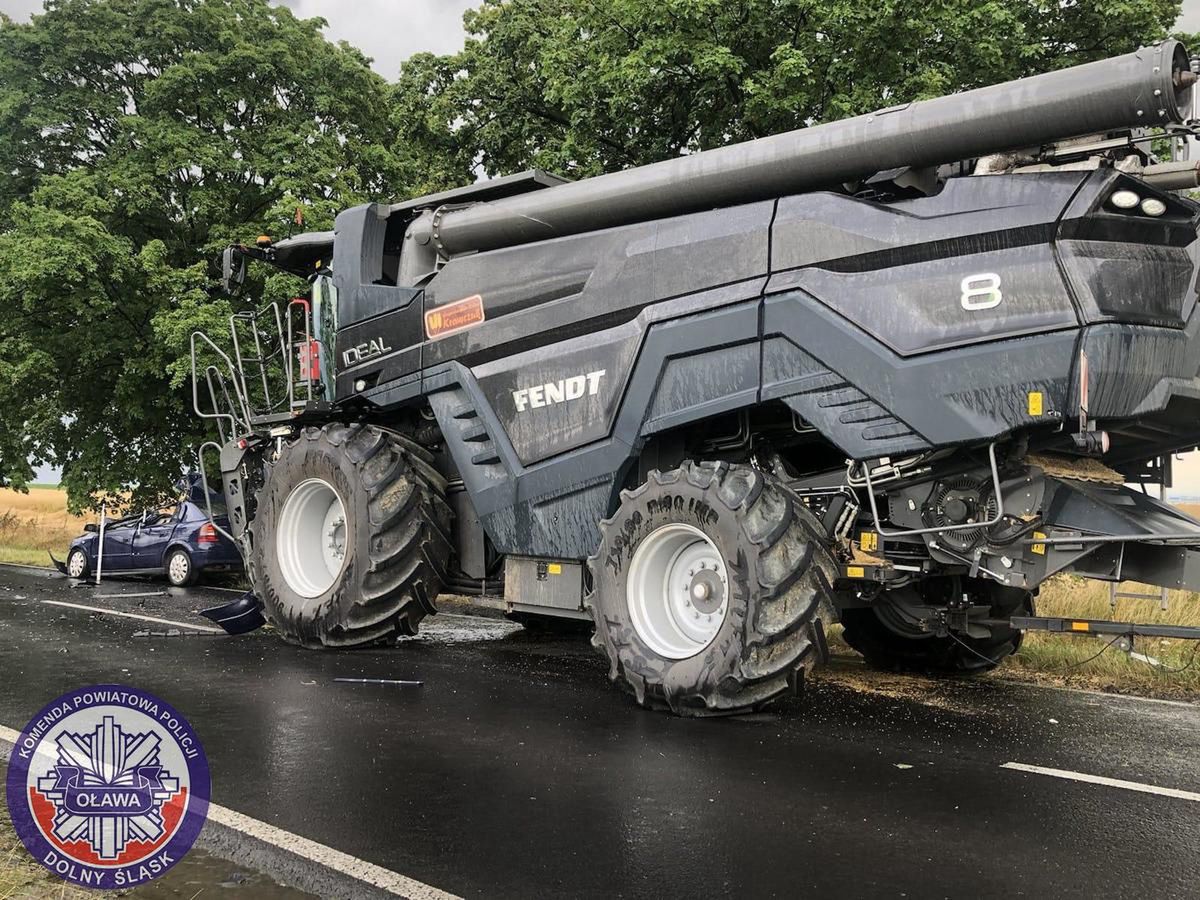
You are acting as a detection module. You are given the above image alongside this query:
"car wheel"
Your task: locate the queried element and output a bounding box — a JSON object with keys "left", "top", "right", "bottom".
{"left": 66, "top": 549, "right": 89, "bottom": 579}
{"left": 166, "top": 548, "right": 197, "bottom": 587}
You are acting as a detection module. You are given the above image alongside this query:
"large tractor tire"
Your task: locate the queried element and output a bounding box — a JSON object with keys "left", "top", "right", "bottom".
{"left": 587, "top": 461, "right": 837, "bottom": 716}
{"left": 249, "top": 423, "right": 452, "bottom": 648}
{"left": 840, "top": 577, "right": 1032, "bottom": 675}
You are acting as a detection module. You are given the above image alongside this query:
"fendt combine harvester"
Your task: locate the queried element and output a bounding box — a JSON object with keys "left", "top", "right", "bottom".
{"left": 196, "top": 41, "right": 1200, "bottom": 715}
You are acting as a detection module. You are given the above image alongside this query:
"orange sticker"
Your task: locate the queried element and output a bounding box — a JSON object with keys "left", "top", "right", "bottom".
{"left": 425, "top": 294, "right": 485, "bottom": 340}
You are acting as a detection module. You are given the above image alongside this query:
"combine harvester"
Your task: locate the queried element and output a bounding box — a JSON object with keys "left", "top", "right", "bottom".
{"left": 195, "top": 41, "right": 1200, "bottom": 714}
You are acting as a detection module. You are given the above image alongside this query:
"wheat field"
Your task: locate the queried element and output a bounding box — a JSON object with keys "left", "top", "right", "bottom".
{"left": 0, "top": 486, "right": 90, "bottom": 566}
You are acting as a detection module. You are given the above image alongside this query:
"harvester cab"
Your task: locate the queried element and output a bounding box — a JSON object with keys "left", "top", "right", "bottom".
{"left": 192, "top": 41, "right": 1200, "bottom": 716}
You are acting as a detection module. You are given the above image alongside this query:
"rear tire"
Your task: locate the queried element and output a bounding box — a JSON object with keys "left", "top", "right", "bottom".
{"left": 587, "top": 461, "right": 836, "bottom": 716}
{"left": 250, "top": 424, "right": 453, "bottom": 648}
{"left": 165, "top": 548, "right": 197, "bottom": 587}
{"left": 840, "top": 578, "right": 1031, "bottom": 674}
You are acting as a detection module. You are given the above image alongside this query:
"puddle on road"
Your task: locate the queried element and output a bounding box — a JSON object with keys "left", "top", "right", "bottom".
{"left": 403, "top": 613, "right": 523, "bottom": 644}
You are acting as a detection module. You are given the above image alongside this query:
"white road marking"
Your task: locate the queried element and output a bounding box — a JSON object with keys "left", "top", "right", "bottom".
{"left": 38, "top": 599, "right": 223, "bottom": 634}
{"left": 94, "top": 591, "right": 166, "bottom": 599}
{"left": 1001, "top": 762, "right": 1200, "bottom": 802}
{"left": 203, "top": 803, "right": 460, "bottom": 899}
{"left": 0, "top": 724, "right": 460, "bottom": 899}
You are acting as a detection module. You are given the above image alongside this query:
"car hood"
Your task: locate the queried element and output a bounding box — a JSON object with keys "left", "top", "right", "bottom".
{"left": 69, "top": 533, "right": 97, "bottom": 551}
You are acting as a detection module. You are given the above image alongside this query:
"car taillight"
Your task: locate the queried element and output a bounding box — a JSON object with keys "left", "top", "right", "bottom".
{"left": 198, "top": 523, "right": 219, "bottom": 544}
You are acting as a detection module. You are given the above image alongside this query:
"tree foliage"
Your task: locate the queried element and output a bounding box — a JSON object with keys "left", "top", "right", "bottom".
{"left": 0, "top": 0, "right": 1191, "bottom": 511}
{"left": 0, "top": 0, "right": 407, "bottom": 509}
{"left": 395, "top": 0, "right": 1184, "bottom": 179}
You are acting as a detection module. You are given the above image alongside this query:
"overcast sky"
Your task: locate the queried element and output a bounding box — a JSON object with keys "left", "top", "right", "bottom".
{"left": 0, "top": 0, "right": 477, "bottom": 75}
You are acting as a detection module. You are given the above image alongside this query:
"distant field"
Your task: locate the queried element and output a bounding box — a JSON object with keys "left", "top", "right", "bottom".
{"left": 0, "top": 486, "right": 88, "bottom": 567}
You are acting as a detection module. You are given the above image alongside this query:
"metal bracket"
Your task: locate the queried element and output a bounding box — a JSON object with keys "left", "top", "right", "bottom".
{"left": 858, "top": 443, "right": 1006, "bottom": 539}
{"left": 196, "top": 441, "right": 240, "bottom": 547}
{"left": 1011, "top": 615, "right": 1200, "bottom": 641}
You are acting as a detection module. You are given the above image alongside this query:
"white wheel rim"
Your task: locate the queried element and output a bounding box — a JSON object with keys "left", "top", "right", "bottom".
{"left": 68, "top": 552, "right": 85, "bottom": 578}
{"left": 168, "top": 552, "right": 189, "bottom": 584}
{"left": 626, "top": 523, "right": 729, "bottom": 659}
{"left": 276, "top": 478, "right": 348, "bottom": 599}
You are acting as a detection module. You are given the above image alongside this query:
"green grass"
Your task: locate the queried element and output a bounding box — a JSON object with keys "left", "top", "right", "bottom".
{"left": 0, "top": 546, "right": 56, "bottom": 567}
{"left": 1003, "top": 576, "right": 1200, "bottom": 698}
{"left": 1, "top": 760, "right": 123, "bottom": 899}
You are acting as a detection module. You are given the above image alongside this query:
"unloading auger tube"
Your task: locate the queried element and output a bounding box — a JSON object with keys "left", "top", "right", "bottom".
{"left": 406, "top": 40, "right": 1194, "bottom": 261}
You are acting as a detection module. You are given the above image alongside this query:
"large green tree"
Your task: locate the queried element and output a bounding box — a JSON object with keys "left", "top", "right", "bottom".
{"left": 0, "top": 0, "right": 1192, "bottom": 510}
{"left": 0, "top": 0, "right": 409, "bottom": 508}
{"left": 396, "top": 0, "right": 1185, "bottom": 180}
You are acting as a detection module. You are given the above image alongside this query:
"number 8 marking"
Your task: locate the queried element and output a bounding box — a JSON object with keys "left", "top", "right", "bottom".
{"left": 961, "top": 273, "right": 1002, "bottom": 311}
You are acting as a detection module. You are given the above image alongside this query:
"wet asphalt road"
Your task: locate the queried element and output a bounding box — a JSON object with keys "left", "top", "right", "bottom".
{"left": 1, "top": 565, "right": 1198, "bottom": 899}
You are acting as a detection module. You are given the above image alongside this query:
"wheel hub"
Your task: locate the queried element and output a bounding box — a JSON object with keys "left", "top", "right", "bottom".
{"left": 276, "top": 478, "right": 349, "bottom": 599}
{"left": 627, "top": 523, "right": 729, "bottom": 659}
{"left": 169, "top": 553, "right": 188, "bottom": 583}
{"left": 686, "top": 566, "right": 724, "bottom": 615}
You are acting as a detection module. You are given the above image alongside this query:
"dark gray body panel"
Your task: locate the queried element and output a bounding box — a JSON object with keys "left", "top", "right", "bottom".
{"left": 336, "top": 169, "right": 1200, "bottom": 558}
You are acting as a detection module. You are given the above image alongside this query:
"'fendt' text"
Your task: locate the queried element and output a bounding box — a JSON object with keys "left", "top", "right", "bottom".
{"left": 512, "top": 370, "right": 605, "bottom": 412}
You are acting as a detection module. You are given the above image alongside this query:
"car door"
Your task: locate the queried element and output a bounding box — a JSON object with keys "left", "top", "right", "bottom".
{"left": 131, "top": 504, "right": 180, "bottom": 569}
{"left": 99, "top": 518, "right": 137, "bottom": 570}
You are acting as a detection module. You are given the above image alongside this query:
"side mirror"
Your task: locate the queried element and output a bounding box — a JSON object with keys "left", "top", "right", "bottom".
{"left": 84, "top": 523, "right": 98, "bottom": 534}
{"left": 221, "top": 246, "right": 247, "bottom": 294}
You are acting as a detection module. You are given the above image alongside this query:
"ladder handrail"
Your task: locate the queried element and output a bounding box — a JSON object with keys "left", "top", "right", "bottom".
{"left": 190, "top": 331, "right": 251, "bottom": 434}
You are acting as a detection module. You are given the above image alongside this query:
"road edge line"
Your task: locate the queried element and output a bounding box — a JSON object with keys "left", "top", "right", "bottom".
{"left": 0, "top": 725, "right": 460, "bottom": 900}
{"left": 1001, "top": 761, "right": 1200, "bottom": 802}
{"left": 38, "top": 599, "right": 224, "bottom": 634}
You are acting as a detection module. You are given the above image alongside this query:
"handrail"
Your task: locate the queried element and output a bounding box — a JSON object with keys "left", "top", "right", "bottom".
{"left": 190, "top": 331, "right": 250, "bottom": 433}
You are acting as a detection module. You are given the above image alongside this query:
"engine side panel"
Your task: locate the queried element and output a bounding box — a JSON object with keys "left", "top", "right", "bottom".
{"left": 426, "top": 298, "right": 762, "bottom": 557}
{"left": 354, "top": 170, "right": 1200, "bottom": 558}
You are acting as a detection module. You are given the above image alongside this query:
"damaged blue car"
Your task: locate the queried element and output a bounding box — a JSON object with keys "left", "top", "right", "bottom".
{"left": 55, "top": 475, "right": 243, "bottom": 586}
